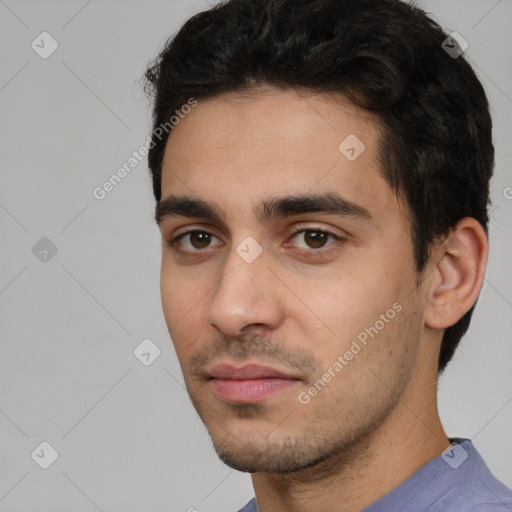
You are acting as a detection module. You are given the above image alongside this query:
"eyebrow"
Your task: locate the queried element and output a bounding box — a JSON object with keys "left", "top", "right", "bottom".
{"left": 155, "top": 192, "right": 372, "bottom": 227}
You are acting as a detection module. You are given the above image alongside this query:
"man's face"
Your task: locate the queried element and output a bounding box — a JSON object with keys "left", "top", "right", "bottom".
{"left": 158, "top": 88, "right": 427, "bottom": 473}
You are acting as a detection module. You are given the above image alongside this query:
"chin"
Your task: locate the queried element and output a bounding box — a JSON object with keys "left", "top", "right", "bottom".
{"left": 209, "top": 430, "right": 344, "bottom": 474}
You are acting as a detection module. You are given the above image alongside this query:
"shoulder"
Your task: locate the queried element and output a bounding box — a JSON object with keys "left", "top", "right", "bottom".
{"left": 236, "top": 497, "right": 258, "bottom": 512}
{"left": 426, "top": 487, "right": 512, "bottom": 512}
{"left": 426, "top": 439, "right": 512, "bottom": 512}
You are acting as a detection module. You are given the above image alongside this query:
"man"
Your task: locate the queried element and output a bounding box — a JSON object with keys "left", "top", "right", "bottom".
{"left": 144, "top": 0, "right": 512, "bottom": 510}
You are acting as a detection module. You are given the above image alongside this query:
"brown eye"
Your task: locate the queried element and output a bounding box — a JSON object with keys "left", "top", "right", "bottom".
{"left": 290, "top": 229, "right": 339, "bottom": 250}
{"left": 303, "top": 230, "right": 329, "bottom": 248}
{"left": 189, "top": 232, "right": 213, "bottom": 249}
{"left": 172, "top": 231, "right": 223, "bottom": 252}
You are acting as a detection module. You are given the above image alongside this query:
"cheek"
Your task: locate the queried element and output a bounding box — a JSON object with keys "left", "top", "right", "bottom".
{"left": 160, "top": 263, "right": 183, "bottom": 321}
{"left": 160, "top": 261, "right": 208, "bottom": 353}
{"left": 311, "top": 275, "right": 395, "bottom": 334}
{"left": 160, "top": 256, "right": 209, "bottom": 316}
{"left": 294, "top": 258, "right": 414, "bottom": 367}
{"left": 304, "top": 300, "right": 421, "bottom": 419}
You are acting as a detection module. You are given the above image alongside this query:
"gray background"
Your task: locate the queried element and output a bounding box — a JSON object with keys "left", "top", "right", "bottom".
{"left": 0, "top": 1, "right": 511, "bottom": 511}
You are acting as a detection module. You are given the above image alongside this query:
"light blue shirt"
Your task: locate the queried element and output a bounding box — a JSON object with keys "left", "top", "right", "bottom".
{"left": 237, "top": 438, "right": 512, "bottom": 511}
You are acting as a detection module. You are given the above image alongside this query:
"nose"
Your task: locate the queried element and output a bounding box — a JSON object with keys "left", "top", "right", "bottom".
{"left": 206, "top": 246, "right": 285, "bottom": 337}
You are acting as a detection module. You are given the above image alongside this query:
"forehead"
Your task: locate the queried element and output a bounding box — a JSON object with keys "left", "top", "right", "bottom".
{"left": 160, "top": 88, "right": 401, "bottom": 224}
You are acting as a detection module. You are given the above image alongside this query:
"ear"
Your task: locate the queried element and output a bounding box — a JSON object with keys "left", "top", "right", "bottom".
{"left": 424, "top": 217, "right": 489, "bottom": 330}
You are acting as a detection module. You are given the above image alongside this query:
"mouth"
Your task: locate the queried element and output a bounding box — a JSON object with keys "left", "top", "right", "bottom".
{"left": 207, "top": 363, "right": 302, "bottom": 403}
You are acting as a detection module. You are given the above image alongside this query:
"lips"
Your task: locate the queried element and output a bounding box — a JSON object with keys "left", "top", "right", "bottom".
{"left": 209, "top": 363, "right": 297, "bottom": 380}
{"left": 207, "top": 363, "right": 301, "bottom": 403}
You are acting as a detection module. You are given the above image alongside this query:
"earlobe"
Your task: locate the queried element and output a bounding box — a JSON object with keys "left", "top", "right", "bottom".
{"left": 425, "top": 218, "right": 488, "bottom": 330}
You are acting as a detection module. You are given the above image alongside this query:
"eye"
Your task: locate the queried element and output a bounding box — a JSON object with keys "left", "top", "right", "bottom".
{"left": 168, "top": 230, "right": 223, "bottom": 252}
{"left": 288, "top": 228, "right": 342, "bottom": 250}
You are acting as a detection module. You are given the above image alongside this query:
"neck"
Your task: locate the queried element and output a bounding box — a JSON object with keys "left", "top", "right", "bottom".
{"left": 250, "top": 381, "right": 450, "bottom": 512}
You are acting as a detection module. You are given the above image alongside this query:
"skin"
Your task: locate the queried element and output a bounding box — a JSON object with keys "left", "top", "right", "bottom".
{"left": 157, "top": 87, "right": 488, "bottom": 512}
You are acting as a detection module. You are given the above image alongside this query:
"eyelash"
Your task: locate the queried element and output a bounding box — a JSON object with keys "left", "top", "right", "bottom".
{"left": 165, "top": 226, "right": 345, "bottom": 257}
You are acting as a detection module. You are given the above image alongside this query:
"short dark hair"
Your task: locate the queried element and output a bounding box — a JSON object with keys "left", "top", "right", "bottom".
{"left": 143, "top": 0, "right": 494, "bottom": 374}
